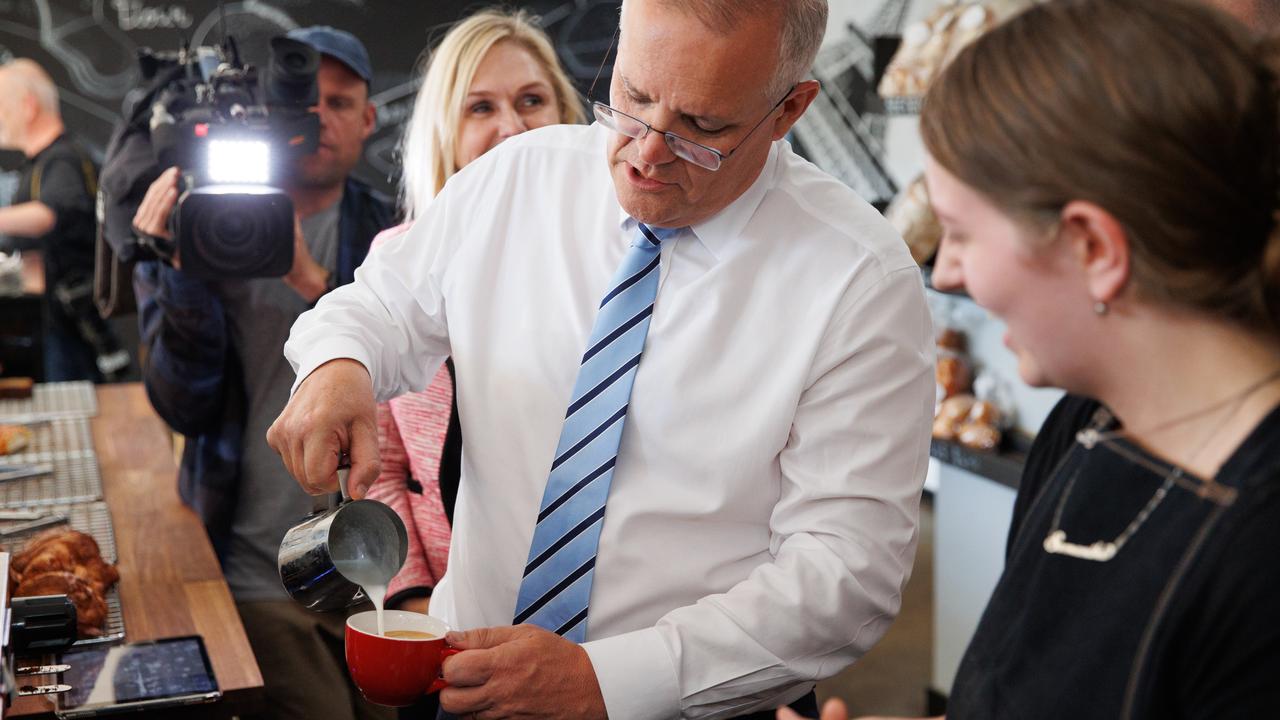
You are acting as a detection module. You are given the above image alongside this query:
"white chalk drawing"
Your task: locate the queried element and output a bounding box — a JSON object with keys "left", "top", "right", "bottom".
{"left": 110, "top": 0, "right": 195, "bottom": 31}
{"left": 189, "top": 1, "right": 298, "bottom": 50}
{"left": 35, "top": 1, "right": 139, "bottom": 99}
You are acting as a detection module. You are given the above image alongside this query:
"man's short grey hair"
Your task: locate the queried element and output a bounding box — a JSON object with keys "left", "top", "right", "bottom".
{"left": 657, "top": 0, "right": 828, "bottom": 98}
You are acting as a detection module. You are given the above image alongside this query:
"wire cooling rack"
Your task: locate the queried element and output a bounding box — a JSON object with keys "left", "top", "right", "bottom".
{"left": 0, "top": 381, "right": 98, "bottom": 420}
{"left": 1, "top": 501, "right": 124, "bottom": 645}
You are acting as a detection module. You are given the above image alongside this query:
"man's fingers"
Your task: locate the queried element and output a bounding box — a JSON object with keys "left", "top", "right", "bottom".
{"left": 133, "top": 167, "right": 180, "bottom": 238}
{"left": 820, "top": 698, "right": 849, "bottom": 720}
{"left": 441, "top": 647, "right": 496, "bottom": 688}
{"left": 300, "top": 431, "right": 341, "bottom": 495}
{"left": 438, "top": 684, "right": 494, "bottom": 715}
{"left": 268, "top": 359, "right": 377, "bottom": 500}
{"left": 266, "top": 416, "right": 298, "bottom": 486}
{"left": 445, "top": 625, "right": 523, "bottom": 650}
{"left": 776, "top": 708, "right": 803, "bottom": 720}
{"left": 346, "top": 415, "right": 379, "bottom": 499}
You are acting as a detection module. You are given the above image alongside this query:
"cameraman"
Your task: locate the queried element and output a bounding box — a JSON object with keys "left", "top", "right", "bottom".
{"left": 131, "top": 27, "right": 393, "bottom": 720}
{"left": 0, "top": 59, "right": 129, "bottom": 382}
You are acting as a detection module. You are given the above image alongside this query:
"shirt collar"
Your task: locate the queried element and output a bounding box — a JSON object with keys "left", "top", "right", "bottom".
{"left": 616, "top": 140, "right": 780, "bottom": 261}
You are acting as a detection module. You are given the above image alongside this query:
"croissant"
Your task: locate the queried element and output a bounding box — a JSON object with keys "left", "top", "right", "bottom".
{"left": 14, "top": 570, "right": 108, "bottom": 637}
{"left": 0, "top": 424, "right": 33, "bottom": 455}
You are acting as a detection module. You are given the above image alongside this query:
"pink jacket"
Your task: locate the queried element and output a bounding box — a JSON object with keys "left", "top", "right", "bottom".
{"left": 364, "top": 225, "right": 453, "bottom": 603}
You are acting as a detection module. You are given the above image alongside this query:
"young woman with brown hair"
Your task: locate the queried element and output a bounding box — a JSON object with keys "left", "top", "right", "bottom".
{"left": 787, "top": 0, "right": 1280, "bottom": 718}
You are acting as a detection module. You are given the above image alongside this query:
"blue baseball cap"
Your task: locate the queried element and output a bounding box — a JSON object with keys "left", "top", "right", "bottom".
{"left": 286, "top": 25, "right": 373, "bottom": 84}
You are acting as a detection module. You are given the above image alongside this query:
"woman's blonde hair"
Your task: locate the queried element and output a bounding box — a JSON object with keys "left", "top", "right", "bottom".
{"left": 399, "top": 8, "right": 585, "bottom": 218}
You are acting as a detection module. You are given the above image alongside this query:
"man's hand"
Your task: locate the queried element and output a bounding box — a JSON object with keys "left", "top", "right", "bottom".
{"left": 266, "top": 358, "right": 380, "bottom": 497}
{"left": 283, "top": 214, "right": 330, "bottom": 303}
{"left": 132, "top": 166, "right": 181, "bottom": 266}
{"left": 440, "top": 625, "right": 607, "bottom": 720}
{"left": 778, "top": 697, "right": 943, "bottom": 720}
{"left": 779, "top": 697, "right": 848, "bottom": 720}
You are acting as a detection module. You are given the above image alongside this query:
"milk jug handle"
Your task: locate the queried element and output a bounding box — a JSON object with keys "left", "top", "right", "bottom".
{"left": 338, "top": 465, "right": 351, "bottom": 501}
{"left": 327, "top": 463, "right": 352, "bottom": 511}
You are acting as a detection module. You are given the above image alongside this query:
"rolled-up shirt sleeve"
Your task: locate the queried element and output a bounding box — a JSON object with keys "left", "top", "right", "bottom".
{"left": 584, "top": 265, "right": 935, "bottom": 720}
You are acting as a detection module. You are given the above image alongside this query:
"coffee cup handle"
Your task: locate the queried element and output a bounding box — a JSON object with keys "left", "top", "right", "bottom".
{"left": 428, "top": 647, "right": 463, "bottom": 694}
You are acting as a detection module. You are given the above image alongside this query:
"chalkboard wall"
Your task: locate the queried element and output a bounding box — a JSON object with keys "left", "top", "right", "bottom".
{"left": 0, "top": 0, "right": 622, "bottom": 196}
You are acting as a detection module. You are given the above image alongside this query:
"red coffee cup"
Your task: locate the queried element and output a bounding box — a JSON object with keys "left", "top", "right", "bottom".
{"left": 345, "top": 610, "right": 458, "bottom": 707}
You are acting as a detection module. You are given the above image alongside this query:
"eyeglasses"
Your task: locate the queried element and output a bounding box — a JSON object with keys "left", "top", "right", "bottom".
{"left": 593, "top": 87, "right": 793, "bottom": 172}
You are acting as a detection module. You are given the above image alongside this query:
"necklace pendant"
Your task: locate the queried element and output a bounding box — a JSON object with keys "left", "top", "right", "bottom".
{"left": 1043, "top": 530, "right": 1118, "bottom": 562}
{"left": 1076, "top": 428, "right": 1101, "bottom": 449}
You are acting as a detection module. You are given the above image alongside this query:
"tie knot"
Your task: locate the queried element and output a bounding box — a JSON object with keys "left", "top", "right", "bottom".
{"left": 635, "top": 223, "right": 680, "bottom": 249}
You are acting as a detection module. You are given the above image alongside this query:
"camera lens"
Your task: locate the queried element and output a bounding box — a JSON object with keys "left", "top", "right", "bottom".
{"left": 265, "top": 37, "right": 319, "bottom": 108}
{"left": 176, "top": 187, "right": 295, "bottom": 279}
{"left": 281, "top": 49, "right": 309, "bottom": 72}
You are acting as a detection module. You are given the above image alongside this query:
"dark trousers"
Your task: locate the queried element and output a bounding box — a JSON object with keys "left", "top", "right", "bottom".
{"left": 236, "top": 600, "right": 395, "bottom": 720}
{"left": 435, "top": 690, "right": 817, "bottom": 720}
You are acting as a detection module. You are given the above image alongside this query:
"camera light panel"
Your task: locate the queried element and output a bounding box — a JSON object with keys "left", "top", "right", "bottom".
{"left": 208, "top": 140, "right": 270, "bottom": 185}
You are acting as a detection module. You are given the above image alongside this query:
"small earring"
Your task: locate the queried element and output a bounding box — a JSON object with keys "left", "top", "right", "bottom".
{"left": 1093, "top": 301, "right": 1109, "bottom": 316}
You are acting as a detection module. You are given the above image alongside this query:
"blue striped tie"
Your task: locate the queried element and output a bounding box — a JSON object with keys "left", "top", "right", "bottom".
{"left": 513, "top": 222, "right": 678, "bottom": 642}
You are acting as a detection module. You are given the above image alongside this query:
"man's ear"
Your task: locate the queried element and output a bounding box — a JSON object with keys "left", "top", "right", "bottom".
{"left": 1059, "top": 200, "right": 1130, "bottom": 305}
{"left": 770, "top": 79, "right": 820, "bottom": 141}
{"left": 361, "top": 100, "right": 376, "bottom": 141}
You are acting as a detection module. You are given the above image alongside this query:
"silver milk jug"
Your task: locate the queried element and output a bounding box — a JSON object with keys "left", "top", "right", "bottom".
{"left": 278, "top": 467, "right": 408, "bottom": 612}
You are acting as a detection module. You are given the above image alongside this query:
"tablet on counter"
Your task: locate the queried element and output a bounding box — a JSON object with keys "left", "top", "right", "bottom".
{"left": 54, "top": 635, "right": 221, "bottom": 718}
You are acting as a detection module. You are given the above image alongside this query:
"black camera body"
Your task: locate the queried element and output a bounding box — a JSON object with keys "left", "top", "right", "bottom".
{"left": 141, "top": 36, "right": 321, "bottom": 279}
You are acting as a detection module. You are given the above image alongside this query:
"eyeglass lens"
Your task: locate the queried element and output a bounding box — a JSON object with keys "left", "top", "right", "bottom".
{"left": 593, "top": 104, "right": 723, "bottom": 171}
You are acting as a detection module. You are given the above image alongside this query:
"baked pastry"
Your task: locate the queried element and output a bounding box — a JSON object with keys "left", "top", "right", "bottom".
{"left": 14, "top": 570, "right": 108, "bottom": 637}
{"left": 885, "top": 176, "right": 943, "bottom": 265}
{"left": 936, "top": 328, "right": 967, "bottom": 354}
{"left": 6, "top": 529, "right": 118, "bottom": 638}
{"left": 968, "top": 399, "right": 1002, "bottom": 427}
{"left": 878, "top": 2, "right": 1001, "bottom": 100}
{"left": 957, "top": 419, "right": 1002, "bottom": 451}
{"left": 933, "top": 393, "right": 977, "bottom": 440}
{"left": 0, "top": 376, "right": 34, "bottom": 399}
{"left": 936, "top": 355, "right": 972, "bottom": 400}
{"left": 0, "top": 423, "right": 33, "bottom": 454}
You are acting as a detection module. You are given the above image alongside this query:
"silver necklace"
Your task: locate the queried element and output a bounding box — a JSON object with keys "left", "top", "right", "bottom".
{"left": 1042, "top": 368, "right": 1280, "bottom": 562}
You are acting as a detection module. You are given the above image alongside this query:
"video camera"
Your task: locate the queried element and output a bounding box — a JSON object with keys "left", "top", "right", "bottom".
{"left": 135, "top": 35, "right": 321, "bottom": 279}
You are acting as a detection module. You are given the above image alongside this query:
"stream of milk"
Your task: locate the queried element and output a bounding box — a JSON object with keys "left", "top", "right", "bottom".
{"left": 335, "top": 558, "right": 392, "bottom": 636}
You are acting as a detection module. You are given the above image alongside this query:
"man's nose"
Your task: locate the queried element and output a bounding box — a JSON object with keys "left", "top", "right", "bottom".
{"left": 635, "top": 128, "right": 676, "bottom": 167}
{"left": 310, "top": 104, "right": 330, "bottom": 130}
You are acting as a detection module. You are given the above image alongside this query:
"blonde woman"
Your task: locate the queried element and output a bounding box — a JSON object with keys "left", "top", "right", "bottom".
{"left": 365, "top": 8, "right": 585, "bottom": 633}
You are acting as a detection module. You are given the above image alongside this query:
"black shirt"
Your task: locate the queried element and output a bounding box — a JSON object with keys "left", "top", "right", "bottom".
{"left": 948, "top": 394, "right": 1280, "bottom": 719}
{"left": 11, "top": 134, "right": 97, "bottom": 289}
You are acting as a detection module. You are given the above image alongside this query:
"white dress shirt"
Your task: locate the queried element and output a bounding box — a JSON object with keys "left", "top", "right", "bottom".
{"left": 286, "top": 123, "right": 934, "bottom": 720}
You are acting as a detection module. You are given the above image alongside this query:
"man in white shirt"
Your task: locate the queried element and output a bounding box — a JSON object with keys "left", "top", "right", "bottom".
{"left": 268, "top": 1, "right": 935, "bottom": 718}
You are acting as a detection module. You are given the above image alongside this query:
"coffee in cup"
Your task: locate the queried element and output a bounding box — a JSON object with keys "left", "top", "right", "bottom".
{"left": 346, "top": 610, "right": 457, "bottom": 707}
{"left": 384, "top": 630, "right": 436, "bottom": 640}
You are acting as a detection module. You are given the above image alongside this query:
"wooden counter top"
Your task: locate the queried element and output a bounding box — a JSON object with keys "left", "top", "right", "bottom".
{"left": 11, "top": 383, "right": 264, "bottom": 718}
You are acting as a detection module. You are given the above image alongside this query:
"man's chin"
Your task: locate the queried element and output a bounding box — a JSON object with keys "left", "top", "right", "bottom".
{"left": 290, "top": 163, "right": 346, "bottom": 191}
{"left": 612, "top": 173, "right": 684, "bottom": 227}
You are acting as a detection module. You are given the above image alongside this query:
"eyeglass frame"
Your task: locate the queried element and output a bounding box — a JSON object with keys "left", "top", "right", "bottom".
{"left": 591, "top": 87, "right": 795, "bottom": 172}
